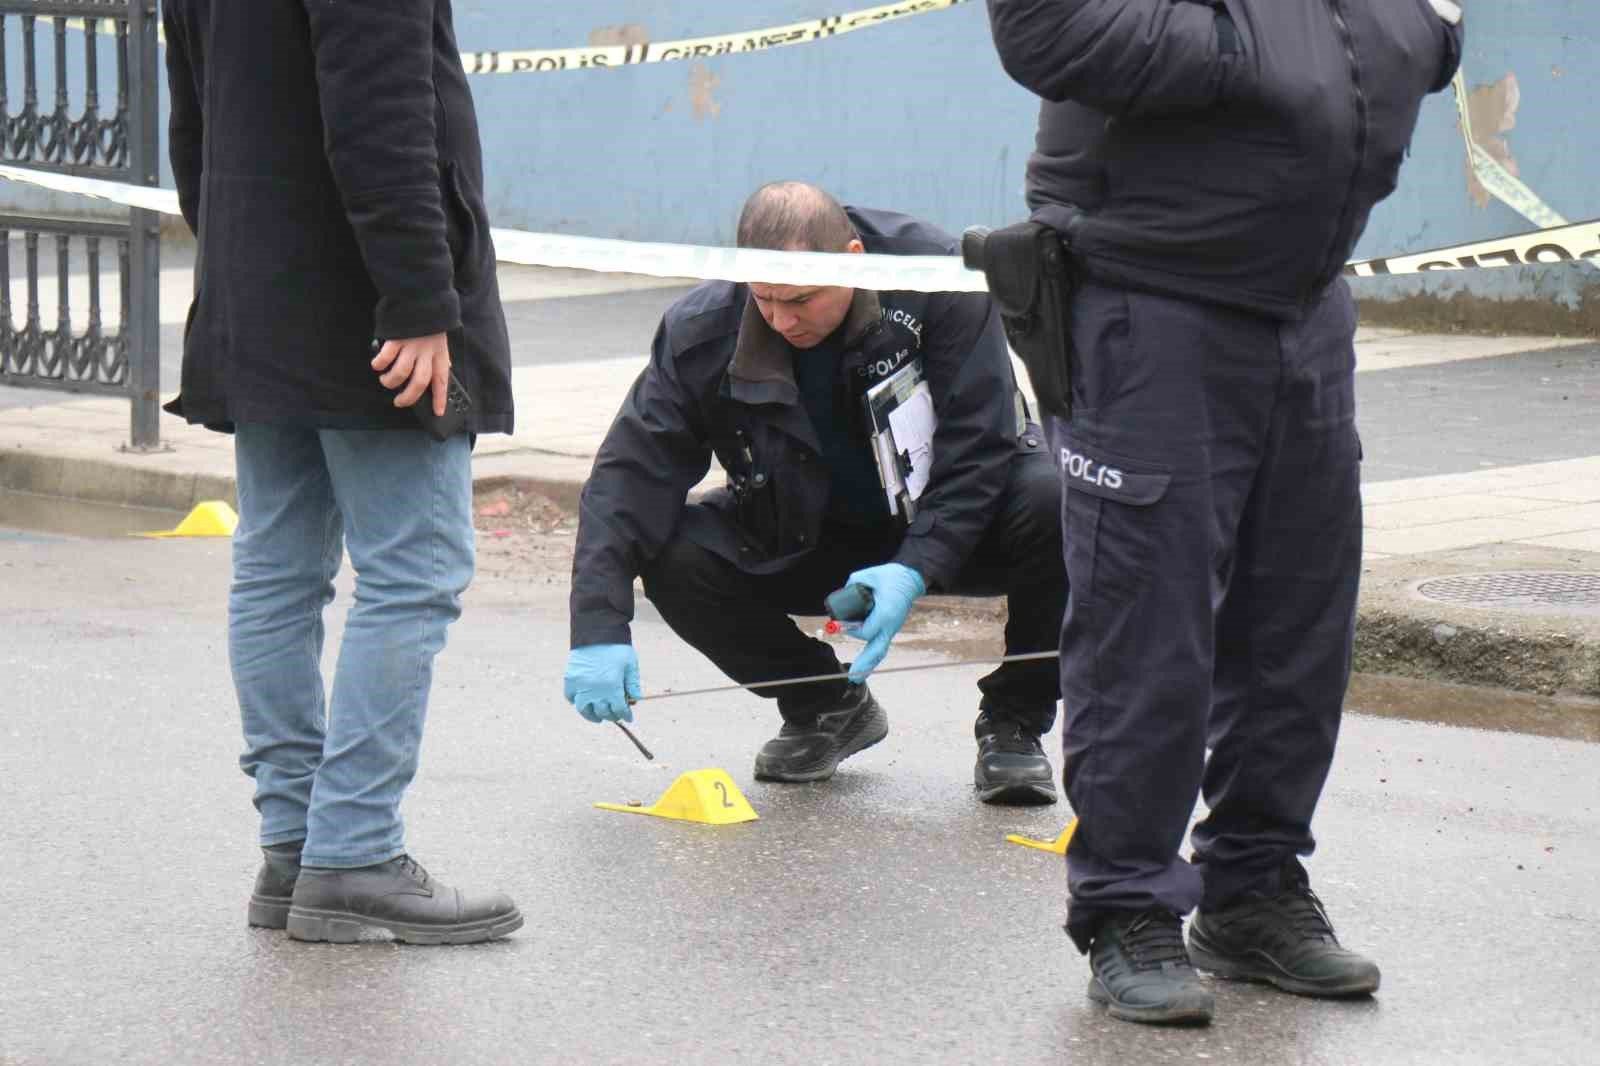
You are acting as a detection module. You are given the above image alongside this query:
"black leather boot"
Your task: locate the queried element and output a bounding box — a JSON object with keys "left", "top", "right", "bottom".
{"left": 286, "top": 854, "right": 523, "bottom": 945}
{"left": 752, "top": 682, "right": 888, "bottom": 783}
{"left": 248, "top": 841, "right": 303, "bottom": 930}
{"left": 973, "top": 711, "right": 1057, "bottom": 804}
{"left": 1188, "top": 867, "right": 1380, "bottom": 997}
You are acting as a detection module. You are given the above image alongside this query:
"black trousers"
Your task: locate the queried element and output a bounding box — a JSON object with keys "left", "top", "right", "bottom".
{"left": 641, "top": 446, "right": 1065, "bottom": 735}
{"left": 1052, "top": 279, "right": 1363, "bottom": 950}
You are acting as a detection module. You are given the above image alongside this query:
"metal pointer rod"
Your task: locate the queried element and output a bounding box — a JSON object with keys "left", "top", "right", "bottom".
{"left": 613, "top": 721, "right": 654, "bottom": 761}
{"left": 630, "top": 650, "right": 1060, "bottom": 704}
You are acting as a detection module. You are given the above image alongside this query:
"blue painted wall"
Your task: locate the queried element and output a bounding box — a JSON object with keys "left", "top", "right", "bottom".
{"left": 1351, "top": 0, "right": 1599, "bottom": 309}
{"left": 4, "top": 0, "right": 1594, "bottom": 308}
{"left": 452, "top": 0, "right": 1037, "bottom": 240}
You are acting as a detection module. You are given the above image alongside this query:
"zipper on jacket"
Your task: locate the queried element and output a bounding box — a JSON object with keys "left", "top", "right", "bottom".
{"left": 1310, "top": 0, "right": 1370, "bottom": 305}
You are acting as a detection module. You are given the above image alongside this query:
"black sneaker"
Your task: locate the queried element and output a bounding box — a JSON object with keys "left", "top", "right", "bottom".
{"left": 1188, "top": 873, "right": 1381, "bottom": 997}
{"left": 287, "top": 854, "right": 523, "bottom": 945}
{"left": 1087, "top": 908, "right": 1215, "bottom": 1025}
{"left": 973, "top": 712, "right": 1057, "bottom": 805}
{"left": 247, "top": 841, "right": 303, "bottom": 930}
{"left": 752, "top": 683, "right": 888, "bottom": 783}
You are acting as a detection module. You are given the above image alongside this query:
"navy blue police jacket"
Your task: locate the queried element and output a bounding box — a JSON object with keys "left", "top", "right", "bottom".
{"left": 987, "top": 0, "right": 1464, "bottom": 320}
{"left": 569, "top": 207, "right": 1028, "bottom": 648}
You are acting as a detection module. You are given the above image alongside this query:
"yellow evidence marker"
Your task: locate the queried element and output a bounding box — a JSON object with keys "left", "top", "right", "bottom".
{"left": 1005, "top": 819, "right": 1078, "bottom": 855}
{"left": 595, "top": 768, "right": 758, "bottom": 826}
{"left": 138, "top": 500, "right": 239, "bottom": 538}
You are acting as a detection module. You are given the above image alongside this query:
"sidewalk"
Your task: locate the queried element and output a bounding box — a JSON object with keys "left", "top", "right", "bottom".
{"left": 3, "top": 322, "right": 1593, "bottom": 554}
{"left": 4, "top": 271, "right": 1600, "bottom": 698}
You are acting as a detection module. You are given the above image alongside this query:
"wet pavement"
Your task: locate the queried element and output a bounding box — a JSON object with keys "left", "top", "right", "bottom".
{"left": 0, "top": 489, "right": 185, "bottom": 540}
{"left": 1347, "top": 672, "right": 1600, "bottom": 743}
{"left": 3, "top": 525, "right": 1598, "bottom": 1065}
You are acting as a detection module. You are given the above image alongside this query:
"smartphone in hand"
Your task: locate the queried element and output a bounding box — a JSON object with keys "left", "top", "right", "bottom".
{"left": 371, "top": 338, "right": 472, "bottom": 441}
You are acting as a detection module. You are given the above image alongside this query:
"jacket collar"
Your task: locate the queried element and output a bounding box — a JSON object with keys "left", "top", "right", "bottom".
{"left": 726, "top": 288, "right": 882, "bottom": 407}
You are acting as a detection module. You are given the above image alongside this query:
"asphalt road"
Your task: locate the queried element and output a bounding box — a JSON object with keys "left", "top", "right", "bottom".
{"left": 2, "top": 528, "right": 1597, "bottom": 1065}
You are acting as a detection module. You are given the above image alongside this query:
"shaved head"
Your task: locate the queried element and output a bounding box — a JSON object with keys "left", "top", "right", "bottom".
{"left": 736, "top": 181, "right": 858, "bottom": 252}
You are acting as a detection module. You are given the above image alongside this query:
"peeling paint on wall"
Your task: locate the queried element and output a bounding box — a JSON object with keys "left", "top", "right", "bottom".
{"left": 1465, "top": 73, "right": 1524, "bottom": 210}
{"left": 688, "top": 64, "right": 722, "bottom": 121}
{"left": 587, "top": 23, "right": 650, "bottom": 49}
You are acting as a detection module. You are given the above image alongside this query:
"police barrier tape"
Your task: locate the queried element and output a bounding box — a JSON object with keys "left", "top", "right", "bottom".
{"left": 65, "top": 1, "right": 972, "bottom": 75}
{"left": 1451, "top": 70, "right": 1568, "bottom": 231}
{"left": 60, "top": 6, "right": 1565, "bottom": 231}
{"left": 0, "top": 165, "right": 985, "bottom": 292}
{"left": 2, "top": 164, "right": 1591, "bottom": 292}
{"left": 1342, "top": 217, "right": 1600, "bottom": 276}
{"left": 463, "top": 0, "right": 972, "bottom": 75}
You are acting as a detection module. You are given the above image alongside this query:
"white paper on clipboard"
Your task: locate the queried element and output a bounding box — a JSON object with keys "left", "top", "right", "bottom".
{"left": 862, "top": 359, "right": 936, "bottom": 521}
{"left": 886, "top": 383, "right": 936, "bottom": 501}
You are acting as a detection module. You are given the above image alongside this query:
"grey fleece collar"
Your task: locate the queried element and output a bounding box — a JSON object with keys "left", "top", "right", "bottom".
{"left": 727, "top": 288, "right": 883, "bottom": 395}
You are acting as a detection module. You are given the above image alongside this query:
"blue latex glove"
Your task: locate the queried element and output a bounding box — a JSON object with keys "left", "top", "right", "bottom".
{"left": 841, "top": 563, "right": 926, "bottom": 683}
{"left": 563, "top": 644, "right": 642, "bottom": 723}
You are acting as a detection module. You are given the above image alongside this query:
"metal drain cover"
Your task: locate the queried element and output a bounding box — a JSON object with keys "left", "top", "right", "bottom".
{"left": 1414, "top": 571, "right": 1600, "bottom": 615}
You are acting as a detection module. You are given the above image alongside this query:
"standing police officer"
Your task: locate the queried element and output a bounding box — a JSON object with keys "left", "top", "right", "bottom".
{"left": 984, "top": 0, "right": 1463, "bottom": 1025}
{"left": 563, "top": 183, "right": 1065, "bottom": 804}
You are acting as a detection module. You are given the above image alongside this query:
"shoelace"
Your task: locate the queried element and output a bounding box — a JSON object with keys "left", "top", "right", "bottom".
{"left": 987, "top": 725, "right": 1043, "bottom": 757}
{"left": 396, "top": 854, "right": 432, "bottom": 887}
{"left": 1280, "top": 885, "right": 1338, "bottom": 942}
{"left": 1122, "top": 911, "right": 1192, "bottom": 969}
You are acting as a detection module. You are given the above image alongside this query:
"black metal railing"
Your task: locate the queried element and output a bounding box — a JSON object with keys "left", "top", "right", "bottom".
{"left": 0, "top": 0, "right": 161, "bottom": 450}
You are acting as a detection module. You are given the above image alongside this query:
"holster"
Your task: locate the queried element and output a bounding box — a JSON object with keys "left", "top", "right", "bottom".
{"left": 961, "top": 220, "right": 1075, "bottom": 419}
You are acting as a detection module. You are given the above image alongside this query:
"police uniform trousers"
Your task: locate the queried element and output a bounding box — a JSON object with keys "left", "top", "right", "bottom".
{"left": 1050, "top": 278, "right": 1363, "bottom": 951}
{"left": 641, "top": 445, "right": 1066, "bottom": 736}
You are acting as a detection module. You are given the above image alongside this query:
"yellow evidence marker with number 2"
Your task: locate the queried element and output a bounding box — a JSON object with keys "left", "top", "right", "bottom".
{"left": 595, "top": 768, "right": 759, "bottom": 826}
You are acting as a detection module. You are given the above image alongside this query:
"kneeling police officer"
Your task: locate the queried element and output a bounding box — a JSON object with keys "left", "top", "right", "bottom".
{"left": 563, "top": 182, "right": 1065, "bottom": 804}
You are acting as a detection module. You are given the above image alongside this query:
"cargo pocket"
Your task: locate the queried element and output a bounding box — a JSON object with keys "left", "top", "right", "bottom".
{"left": 1059, "top": 440, "right": 1172, "bottom": 610}
{"left": 1059, "top": 441, "right": 1170, "bottom": 505}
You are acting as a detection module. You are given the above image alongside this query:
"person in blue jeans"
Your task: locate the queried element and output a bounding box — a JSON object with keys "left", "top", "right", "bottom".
{"left": 163, "top": 0, "right": 520, "bottom": 944}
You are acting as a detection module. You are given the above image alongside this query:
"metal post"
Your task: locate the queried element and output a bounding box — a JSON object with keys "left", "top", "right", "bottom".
{"left": 124, "top": 0, "right": 161, "bottom": 451}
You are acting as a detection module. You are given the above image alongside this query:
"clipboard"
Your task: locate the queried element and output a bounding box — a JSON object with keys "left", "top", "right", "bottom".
{"left": 862, "top": 360, "right": 935, "bottom": 522}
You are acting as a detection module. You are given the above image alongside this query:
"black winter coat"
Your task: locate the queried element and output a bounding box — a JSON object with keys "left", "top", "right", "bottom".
{"left": 570, "top": 208, "right": 1028, "bottom": 648}
{"left": 988, "top": 0, "right": 1464, "bottom": 320}
{"left": 162, "top": 0, "right": 513, "bottom": 432}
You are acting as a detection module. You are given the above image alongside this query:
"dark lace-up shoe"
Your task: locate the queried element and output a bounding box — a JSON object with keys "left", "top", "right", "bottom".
{"left": 973, "top": 711, "right": 1057, "bottom": 805}
{"left": 287, "top": 855, "right": 523, "bottom": 945}
{"left": 247, "top": 841, "right": 303, "bottom": 929}
{"left": 1087, "top": 908, "right": 1215, "bottom": 1025}
{"left": 753, "top": 682, "right": 888, "bottom": 782}
{"left": 1188, "top": 873, "right": 1381, "bottom": 997}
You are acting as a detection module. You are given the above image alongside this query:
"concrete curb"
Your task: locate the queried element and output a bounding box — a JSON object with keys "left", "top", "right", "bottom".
{"left": 1353, "top": 607, "right": 1600, "bottom": 698}
{"left": 1353, "top": 544, "right": 1600, "bottom": 699}
{"left": 1, "top": 448, "right": 237, "bottom": 513}
{"left": 0, "top": 444, "right": 579, "bottom": 514}
{"left": 904, "top": 594, "right": 1600, "bottom": 702}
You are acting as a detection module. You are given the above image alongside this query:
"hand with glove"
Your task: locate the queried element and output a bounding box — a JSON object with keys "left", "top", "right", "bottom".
{"left": 563, "top": 644, "right": 642, "bottom": 723}
{"left": 840, "top": 562, "right": 926, "bottom": 683}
